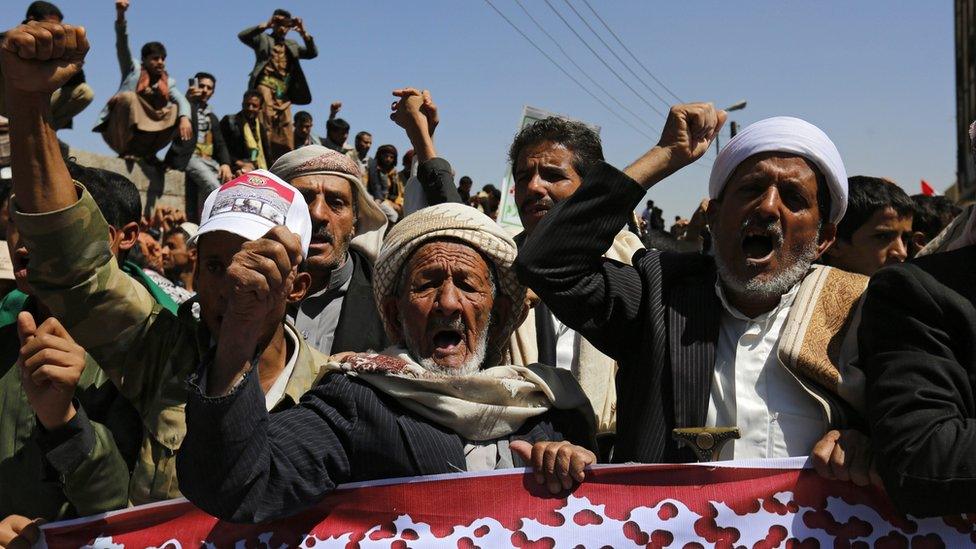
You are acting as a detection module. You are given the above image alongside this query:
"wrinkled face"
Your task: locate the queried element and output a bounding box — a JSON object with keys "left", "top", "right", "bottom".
{"left": 243, "top": 96, "right": 261, "bottom": 120}
{"left": 295, "top": 120, "right": 313, "bottom": 140}
{"left": 142, "top": 54, "right": 166, "bottom": 78}
{"left": 514, "top": 141, "right": 582, "bottom": 234}
{"left": 6, "top": 215, "right": 30, "bottom": 295}
{"left": 391, "top": 241, "right": 495, "bottom": 375}
{"left": 195, "top": 77, "right": 215, "bottom": 103}
{"left": 828, "top": 207, "right": 912, "bottom": 276}
{"left": 377, "top": 150, "right": 397, "bottom": 171}
{"left": 162, "top": 232, "right": 193, "bottom": 275}
{"left": 292, "top": 174, "right": 357, "bottom": 274}
{"left": 355, "top": 134, "right": 372, "bottom": 156}
{"left": 708, "top": 153, "right": 832, "bottom": 300}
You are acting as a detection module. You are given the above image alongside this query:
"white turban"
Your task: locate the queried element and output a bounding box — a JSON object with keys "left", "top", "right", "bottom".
{"left": 709, "top": 116, "right": 849, "bottom": 223}
{"left": 373, "top": 203, "right": 527, "bottom": 365}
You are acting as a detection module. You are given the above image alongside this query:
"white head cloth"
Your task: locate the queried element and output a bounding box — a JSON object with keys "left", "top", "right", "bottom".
{"left": 708, "top": 116, "right": 849, "bottom": 223}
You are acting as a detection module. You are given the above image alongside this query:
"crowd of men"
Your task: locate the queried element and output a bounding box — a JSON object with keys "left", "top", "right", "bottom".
{"left": 0, "top": 1, "right": 974, "bottom": 545}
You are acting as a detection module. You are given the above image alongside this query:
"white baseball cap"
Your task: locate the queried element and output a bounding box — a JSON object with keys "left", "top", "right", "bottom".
{"left": 191, "top": 170, "right": 312, "bottom": 257}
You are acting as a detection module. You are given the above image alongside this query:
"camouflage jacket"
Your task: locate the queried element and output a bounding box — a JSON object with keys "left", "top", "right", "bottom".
{"left": 0, "top": 290, "right": 135, "bottom": 520}
{"left": 14, "top": 186, "right": 328, "bottom": 505}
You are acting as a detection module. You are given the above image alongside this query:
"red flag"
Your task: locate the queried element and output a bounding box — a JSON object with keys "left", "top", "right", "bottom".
{"left": 921, "top": 180, "right": 936, "bottom": 196}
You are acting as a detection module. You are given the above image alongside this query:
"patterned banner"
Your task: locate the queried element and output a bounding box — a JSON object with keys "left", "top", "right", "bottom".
{"left": 39, "top": 458, "right": 976, "bottom": 548}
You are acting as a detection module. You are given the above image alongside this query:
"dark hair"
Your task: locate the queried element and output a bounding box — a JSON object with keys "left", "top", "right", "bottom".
{"left": 836, "top": 176, "right": 914, "bottom": 241}
{"left": 194, "top": 72, "right": 216, "bottom": 85}
{"left": 326, "top": 118, "right": 350, "bottom": 133}
{"left": 141, "top": 41, "right": 167, "bottom": 60}
{"left": 24, "top": 1, "right": 62, "bottom": 22}
{"left": 459, "top": 176, "right": 473, "bottom": 186}
{"left": 294, "top": 110, "right": 313, "bottom": 125}
{"left": 376, "top": 144, "right": 397, "bottom": 157}
{"left": 273, "top": 8, "right": 291, "bottom": 18}
{"left": 67, "top": 162, "right": 141, "bottom": 229}
{"left": 243, "top": 89, "right": 263, "bottom": 104}
{"left": 355, "top": 131, "right": 372, "bottom": 140}
{"left": 911, "top": 194, "right": 962, "bottom": 241}
{"left": 508, "top": 117, "right": 604, "bottom": 178}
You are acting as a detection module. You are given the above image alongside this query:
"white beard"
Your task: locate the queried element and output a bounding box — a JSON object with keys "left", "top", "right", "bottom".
{"left": 713, "top": 222, "right": 819, "bottom": 301}
{"left": 400, "top": 314, "right": 490, "bottom": 377}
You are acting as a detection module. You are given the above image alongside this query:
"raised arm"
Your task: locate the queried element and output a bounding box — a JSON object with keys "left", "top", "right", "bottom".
{"left": 18, "top": 313, "right": 130, "bottom": 516}
{"left": 390, "top": 88, "right": 461, "bottom": 207}
{"left": 238, "top": 18, "right": 270, "bottom": 48}
{"left": 114, "top": 0, "right": 135, "bottom": 79}
{"left": 291, "top": 17, "right": 317, "bottom": 59}
{"left": 3, "top": 23, "right": 168, "bottom": 407}
{"left": 514, "top": 103, "right": 725, "bottom": 359}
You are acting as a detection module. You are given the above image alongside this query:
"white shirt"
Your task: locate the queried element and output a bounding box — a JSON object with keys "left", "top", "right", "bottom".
{"left": 706, "top": 282, "right": 826, "bottom": 460}
{"left": 552, "top": 313, "right": 578, "bottom": 371}
{"left": 263, "top": 324, "right": 301, "bottom": 411}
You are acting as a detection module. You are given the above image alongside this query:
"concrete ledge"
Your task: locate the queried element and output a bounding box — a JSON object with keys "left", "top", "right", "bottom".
{"left": 67, "top": 148, "right": 186, "bottom": 215}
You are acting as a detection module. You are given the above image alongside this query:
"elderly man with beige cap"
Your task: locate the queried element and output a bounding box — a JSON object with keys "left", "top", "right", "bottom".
{"left": 179, "top": 202, "right": 598, "bottom": 523}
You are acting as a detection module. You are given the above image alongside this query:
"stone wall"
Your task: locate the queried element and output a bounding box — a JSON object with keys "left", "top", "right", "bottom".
{"left": 68, "top": 148, "right": 186, "bottom": 215}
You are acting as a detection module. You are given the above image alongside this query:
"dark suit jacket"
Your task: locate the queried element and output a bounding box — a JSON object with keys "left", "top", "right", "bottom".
{"left": 178, "top": 361, "right": 595, "bottom": 523}
{"left": 219, "top": 112, "right": 270, "bottom": 167}
{"left": 308, "top": 248, "right": 389, "bottom": 355}
{"left": 238, "top": 26, "right": 317, "bottom": 105}
{"left": 860, "top": 245, "right": 976, "bottom": 517}
{"left": 165, "top": 105, "right": 232, "bottom": 171}
{"left": 515, "top": 161, "right": 856, "bottom": 464}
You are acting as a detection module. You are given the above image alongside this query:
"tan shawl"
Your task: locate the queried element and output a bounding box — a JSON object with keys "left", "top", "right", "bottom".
{"left": 777, "top": 265, "right": 869, "bottom": 416}
{"left": 325, "top": 346, "right": 557, "bottom": 441}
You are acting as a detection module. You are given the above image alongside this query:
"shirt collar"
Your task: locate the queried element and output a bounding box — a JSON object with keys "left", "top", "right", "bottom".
{"left": 306, "top": 252, "right": 354, "bottom": 300}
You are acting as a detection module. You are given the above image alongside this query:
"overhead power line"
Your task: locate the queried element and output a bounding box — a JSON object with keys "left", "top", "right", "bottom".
{"left": 482, "top": 0, "right": 656, "bottom": 140}
{"left": 578, "top": 0, "right": 684, "bottom": 103}
{"left": 512, "top": 0, "right": 659, "bottom": 134}
{"left": 561, "top": 0, "right": 673, "bottom": 110}
{"left": 542, "top": 0, "right": 667, "bottom": 119}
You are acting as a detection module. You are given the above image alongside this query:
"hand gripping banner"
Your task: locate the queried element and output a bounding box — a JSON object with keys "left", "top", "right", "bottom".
{"left": 39, "top": 458, "right": 976, "bottom": 548}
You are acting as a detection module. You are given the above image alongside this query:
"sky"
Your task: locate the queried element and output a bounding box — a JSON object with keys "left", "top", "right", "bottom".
{"left": 1, "top": 1, "right": 956, "bottom": 221}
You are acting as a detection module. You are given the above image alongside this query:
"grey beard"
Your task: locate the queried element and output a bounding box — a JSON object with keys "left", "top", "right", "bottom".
{"left": 399, "top": 313, "right": 490, "bottom": 377}
{"left": 713, "top": 227, "right": 819, "bottom": 302}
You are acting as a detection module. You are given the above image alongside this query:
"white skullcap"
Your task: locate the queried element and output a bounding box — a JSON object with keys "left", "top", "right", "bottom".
{"left": 709, "top": 116, "right": 848, "bottom": 223}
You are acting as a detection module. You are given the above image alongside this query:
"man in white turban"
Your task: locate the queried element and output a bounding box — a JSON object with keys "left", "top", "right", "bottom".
{"left": 178, "top": 202, "right": 598, "bottom": 523}
{"left": 517, "top": 103, "right": 876, "bottom": 486}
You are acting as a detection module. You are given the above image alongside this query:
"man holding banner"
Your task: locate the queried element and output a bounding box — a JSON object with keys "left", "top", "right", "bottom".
{"left": 177, "top": 202, "right": 599, "bottom": 523}
{"left": 517, "top": 106, "right": 876, "bottom": 484}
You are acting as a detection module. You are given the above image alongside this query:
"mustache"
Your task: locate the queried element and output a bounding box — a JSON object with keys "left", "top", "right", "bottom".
{"left": 429, "top": 316, "right": 466, "bottom": 333}
{"left": 311, "top": 225, "right": 334, "bottom": 244}
{"left": 739, "top": 217, "right": 784, "bottom": 247}
{"left": 525, "top": 196, "right": 555, "bottom": 210}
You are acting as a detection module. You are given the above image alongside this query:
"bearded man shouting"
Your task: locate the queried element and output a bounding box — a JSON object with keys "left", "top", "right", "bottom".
{"left": 517, "top": 106, "right": 876, "bottom": 486}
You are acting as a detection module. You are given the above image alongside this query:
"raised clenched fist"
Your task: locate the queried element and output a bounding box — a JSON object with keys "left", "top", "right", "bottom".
{"left": 1, "top": 22, "right": 89, "bottom": 95}
{"left": 656, "top": 102, "right": 727, "bottom": 170}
